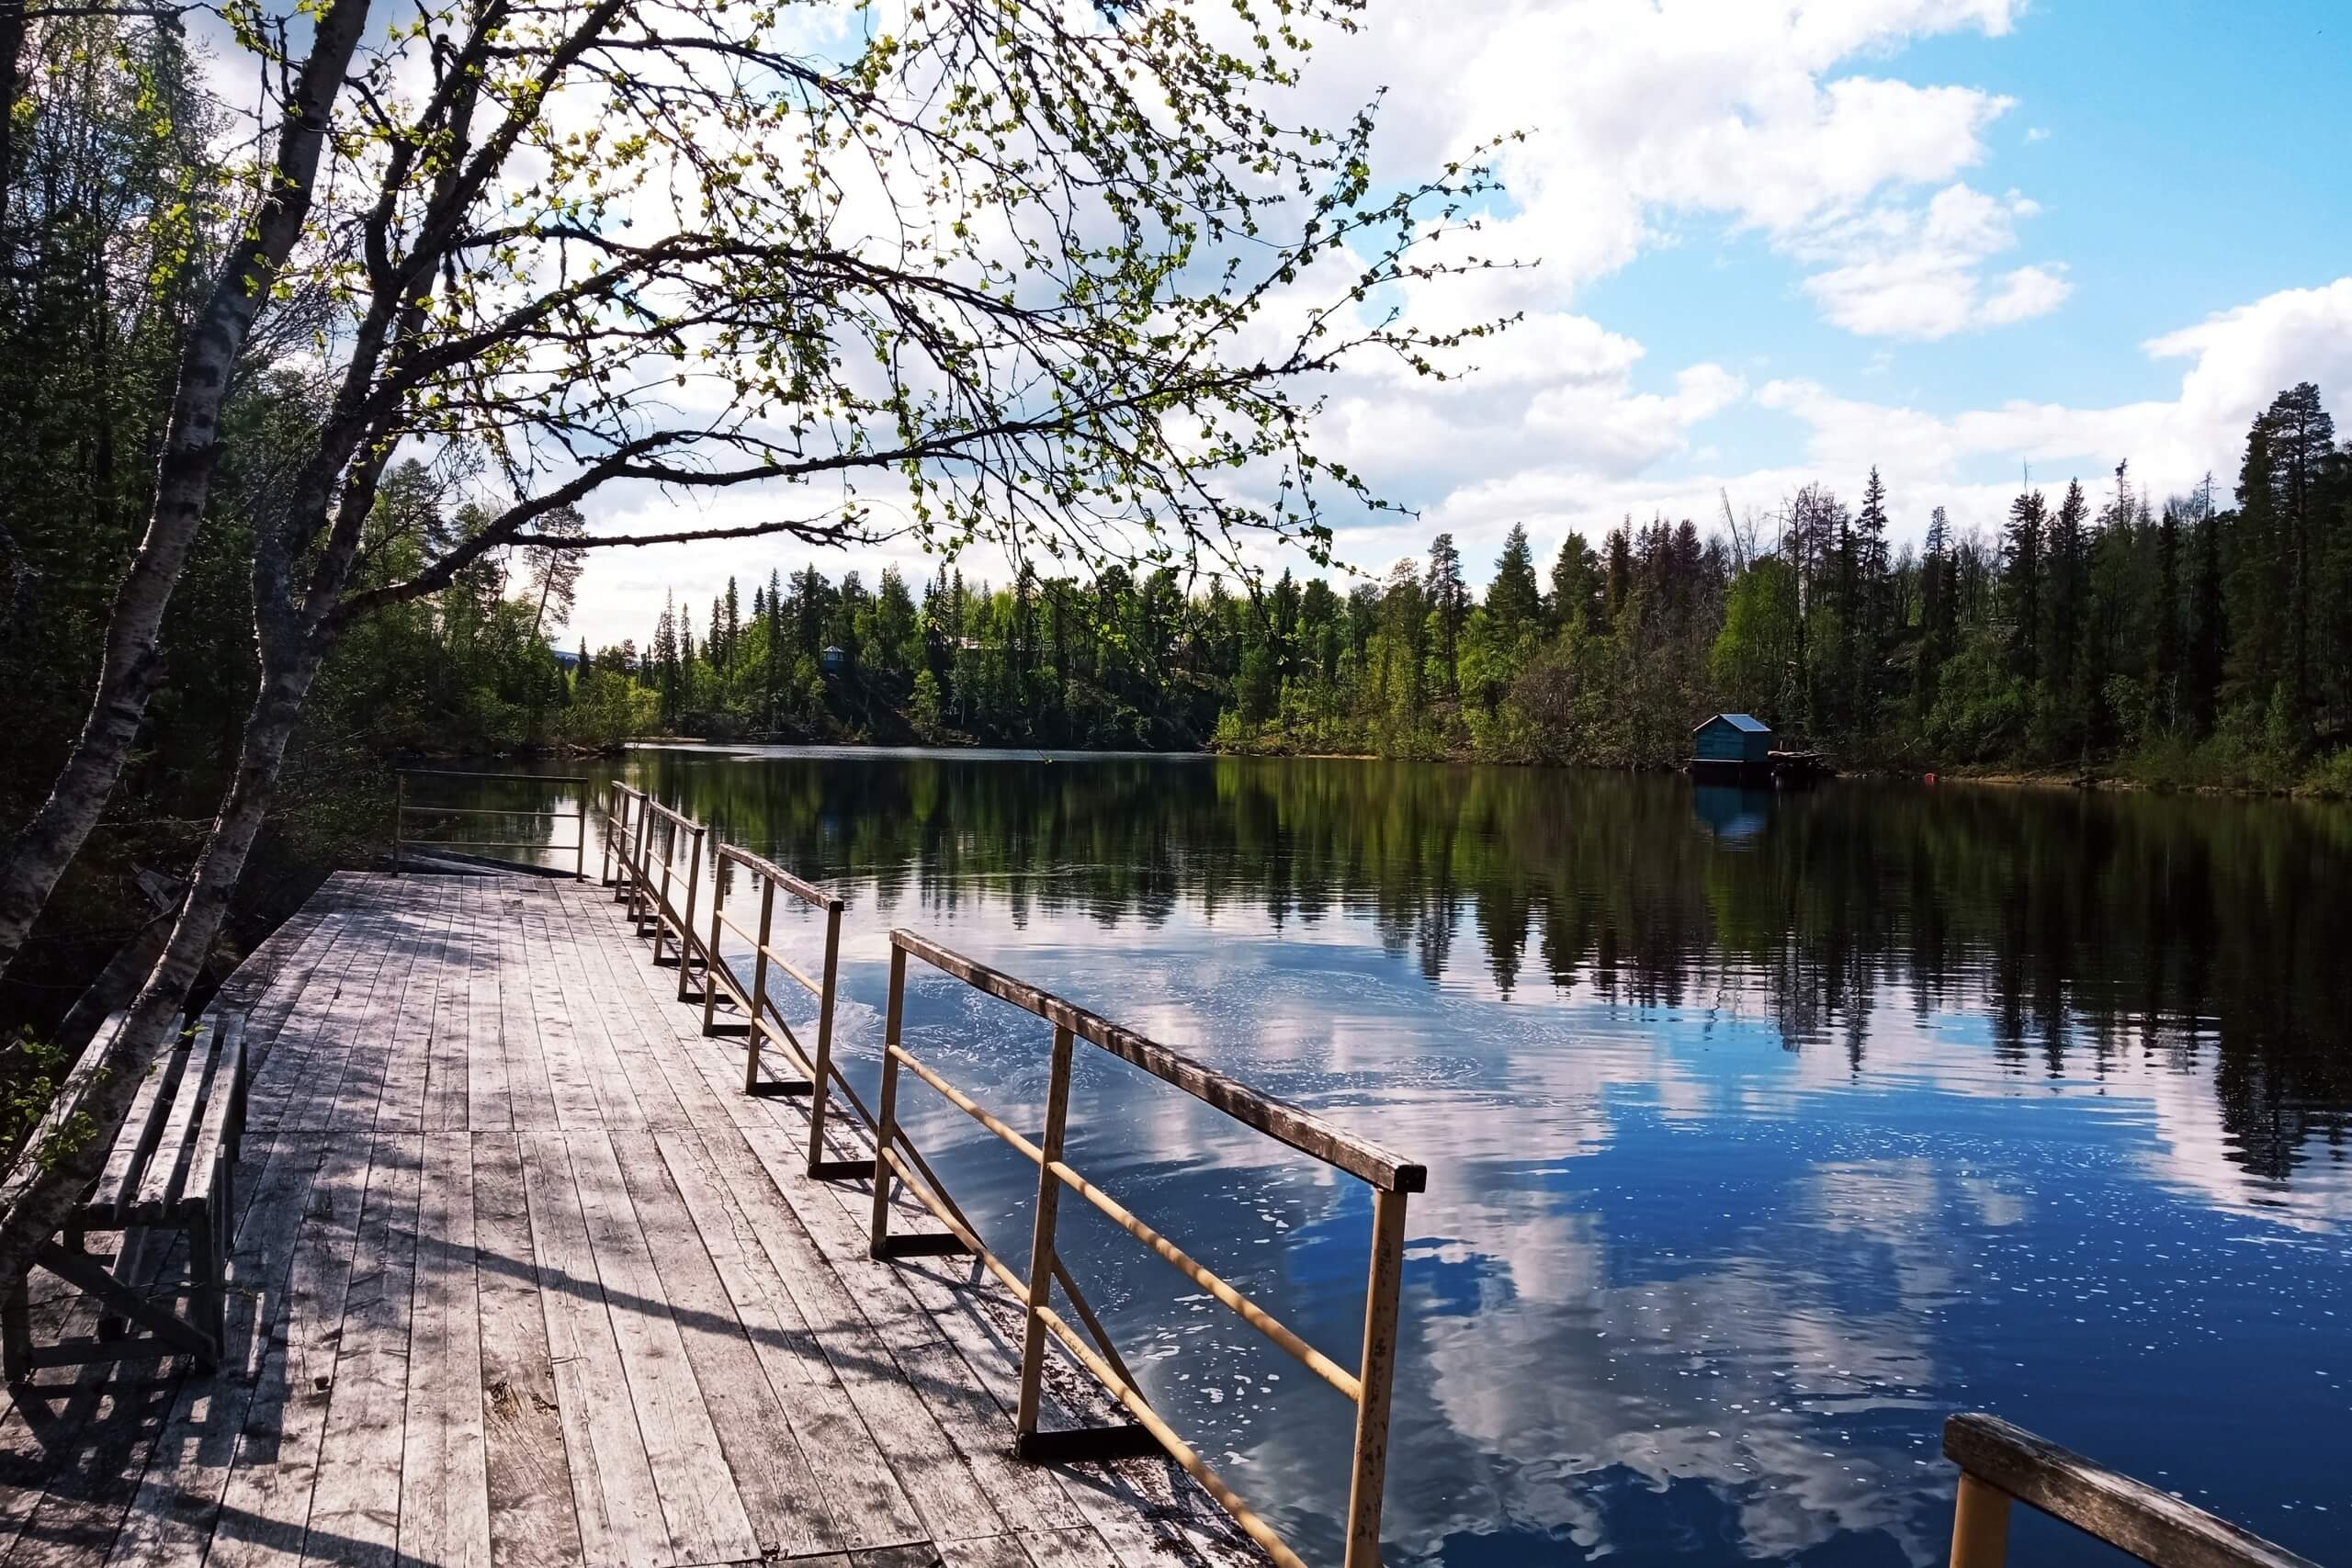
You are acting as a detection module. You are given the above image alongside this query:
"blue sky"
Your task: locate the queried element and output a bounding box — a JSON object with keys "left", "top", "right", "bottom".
{"left": 571, "top": 0, "right": 2352, "bottom": 640}
{"left": 1577, "top": 1, "right": 2352, "bottom": 474}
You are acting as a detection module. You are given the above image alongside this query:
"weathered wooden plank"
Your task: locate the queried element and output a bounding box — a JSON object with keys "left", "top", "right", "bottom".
{"left": 1943, "top": 1414, "right": 2322, "bottom": 1568}
{"left": 376, "top": 886, "right": 458, "bottom": 1134}
{"left": 587, "top": 880, "right": 1243, "bottom": 1564}
{"left": 231, "top": 887, "right": 354, "bottom": 1066}
{"left": 551, "top": 885, "right": 690, "bottom": 1130}
{"left": 536, "top": 892, "right": 648, "bottom": 1130}
{"left": 608, "top": 1128, "right": 835, "bottom": 1559}
{"left": 90, "top": 1026, "right": 181, "bottom": 1222}
{"left": 934, "top": 1534, "right": 1033, "bottom": 1568}
{"left": 0, "top": 1313, "right": 183, "bottom": 1563}
{"left": 397, "top": 1133, "right": 491, "bottom": 1567}
{"left": 562, "top": 1127, "right": 755, "bottom": 1565}
{"left": 321, "top": 882, "right": 454, "bottom": 1133}
{"left": 100, "top": 1131, "right": 334, "bottom": 1568}
{"left": 492, "top": 886, "right": 558, "bottom": 1132}
{"left": 514, "top": 1129, "right": 670, "bottom": 1567}
{"left": 423, "top": 882, "right": 476, "bottom": 1132}
{"left": 279, "top": 883, "right": 418, "bottom": 1134}
{"left": 519, "top": 903, "right": 603, "bottom": 1129}
{"left": 241, "top": 898, "right": 379, "bottom": 1137}
{"left": 130, "top": 1016, "right": 223, "bottom": 1221}
{"left": 614, "top": 1013, "right": 1010, "bottom": 1549}
{"left": 206, "top": 1129, "right": 376, "bottom": 1568}
{"left": 302, "top": 1130, "right": 424, "bottom": 1565}
{"left": 650, "top": 1125, "right": 924, "bottom": 1552}
{"left": 469, "top": 1132, "right": 584, "bottom": 1568}
{"left": 784, "top": 1153, "right": 1084, "bottom": 1539}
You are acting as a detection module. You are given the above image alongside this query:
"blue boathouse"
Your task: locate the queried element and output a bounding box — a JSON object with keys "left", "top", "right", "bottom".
{"left": 1693, "top": 712, "right": 1772, "bottom": 764}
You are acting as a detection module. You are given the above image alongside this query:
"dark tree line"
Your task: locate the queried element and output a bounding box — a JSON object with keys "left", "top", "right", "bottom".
{"left": 614, "top": 381, "right": 2352, "bottom": 791}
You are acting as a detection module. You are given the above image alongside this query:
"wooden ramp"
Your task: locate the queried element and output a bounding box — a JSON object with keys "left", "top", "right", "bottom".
{"left": 0, "top": 872, "right": 1263, "bottom": 1567}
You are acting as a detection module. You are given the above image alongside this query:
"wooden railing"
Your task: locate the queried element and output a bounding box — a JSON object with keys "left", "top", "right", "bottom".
{"left": 392, "top": 769, "right": 586, "bottom": 878}
{"left": 1943, "top": 1414, "right": 2321, "bottom": 1568}
{"left": 594, "top": 784, "right": 1421, "bottom": 1566}
{"left": 699, "top": 843, "right": 849, "bottom": 1152}
{"left": 605, "top": 784, "right": 710, "bottom": 1000}
{"left": 871, "top": 928, "right": 1425, "bottom": 1568}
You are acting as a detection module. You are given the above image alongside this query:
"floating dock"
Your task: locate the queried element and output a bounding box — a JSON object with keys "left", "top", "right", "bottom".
{"left": 0, "top": 871, "right": 1261, "bottom": 1566}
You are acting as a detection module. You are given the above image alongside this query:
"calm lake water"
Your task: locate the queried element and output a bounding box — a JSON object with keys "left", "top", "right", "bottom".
{"left": 424, "top": 749, "right": 2352, "bottom": 1568}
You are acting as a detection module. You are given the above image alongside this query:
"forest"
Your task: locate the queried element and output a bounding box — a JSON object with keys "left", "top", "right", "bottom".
{"left": 4, "top": 6, "right": 2349, "bottom": 1047}
{"left": 616, "top": 381, "right": 2352, "bottom": 794}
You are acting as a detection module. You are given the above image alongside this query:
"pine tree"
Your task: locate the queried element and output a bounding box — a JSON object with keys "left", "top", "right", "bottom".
{"left": 2186, "top": 476, "right": 2226, "bottom": 737}
{"left": 1487, "top": 525, "right": 1544, "bottom": 646}
{"left": 1422, "top": 533, "right": 1467, "bottom": 694}
{"left": 1852, "top": 466, "right": 1891, "bottom": 725}
{"left": 2004, "top": 489, "right": 2046, "bottom": 682}
{"left": 2041, "top": 479, "right": 2090, "bottom": 742}
{"left": 1548, "top": 534, "right": 1598, "bottom": 631}
{"left": 2152, "top": 499, "right": 2182, "bottom": 733}
{"left": 1916, "top": 505, "right": 1955, "bottom": 718}
{"left": 2226, "top": 420, "right": 2282, "bottom": 714}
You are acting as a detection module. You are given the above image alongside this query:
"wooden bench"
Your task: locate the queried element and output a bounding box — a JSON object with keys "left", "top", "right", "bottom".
{"left": 2, "top": 1010, "right": 247, "bottom": 1381}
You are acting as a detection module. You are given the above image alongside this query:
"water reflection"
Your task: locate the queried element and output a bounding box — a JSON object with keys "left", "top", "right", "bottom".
{"left": 506, "top": 749, "right": 2352, "bottom": 1567}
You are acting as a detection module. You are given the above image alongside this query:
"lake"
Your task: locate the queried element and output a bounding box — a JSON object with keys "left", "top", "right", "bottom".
{"left": 421, "top": 749, "right": 2352, "bottom": 1568}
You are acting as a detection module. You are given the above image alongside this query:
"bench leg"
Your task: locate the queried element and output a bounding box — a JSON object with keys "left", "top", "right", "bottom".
{"left": 187, "top": 1213, "right": 220, "bottom": 1371}
{"left": 2, "top": 1275, "right": 26, "bottom": 1384}
{"left": 101, "top": 1226, "right": 154, "bottom": 1343}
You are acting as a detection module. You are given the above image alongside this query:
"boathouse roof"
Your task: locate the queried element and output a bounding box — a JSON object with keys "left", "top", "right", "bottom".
{"left": 1696, "top": 712, "right": 1771, "bottom": 734}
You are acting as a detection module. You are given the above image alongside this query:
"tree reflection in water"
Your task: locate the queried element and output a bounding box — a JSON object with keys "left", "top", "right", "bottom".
{"left": 523, "top": 748, "right": 2350, "bottom": 1568}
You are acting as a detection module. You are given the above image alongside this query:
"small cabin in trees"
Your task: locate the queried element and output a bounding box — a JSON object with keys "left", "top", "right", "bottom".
{"left": 1690, "top": 713, "right": 1772, "bottom": 780}
{"left": 820, "top": 645, "right": 848, "bottom": 674}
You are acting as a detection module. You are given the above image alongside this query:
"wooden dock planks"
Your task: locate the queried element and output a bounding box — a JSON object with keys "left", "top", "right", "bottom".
{"left": 0, "top": 872, "right": 1262, "bottom": 1568}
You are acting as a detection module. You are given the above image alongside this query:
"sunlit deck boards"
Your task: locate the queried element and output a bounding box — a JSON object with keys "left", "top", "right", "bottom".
{"left": 0, "top": 872, "right": 1261, "bottom": 1566}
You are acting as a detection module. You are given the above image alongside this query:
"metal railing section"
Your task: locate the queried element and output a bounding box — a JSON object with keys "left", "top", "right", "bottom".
{"left": 871, "top": 927, "right": 1426, "bottom": 1568}
{"left": 393, "top": 769, "right": 586, "bottom": 878}
{"left": 1942, "top": 1414, "right": 2319, "bottom": 1568}
{"left": 593, "top": 783, "right": 1425, "bottom": 1568}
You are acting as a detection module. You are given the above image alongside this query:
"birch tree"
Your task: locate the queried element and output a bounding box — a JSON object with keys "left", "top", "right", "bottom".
{"left": 0, "top": 0, "right": 1504, "bottom": 1277}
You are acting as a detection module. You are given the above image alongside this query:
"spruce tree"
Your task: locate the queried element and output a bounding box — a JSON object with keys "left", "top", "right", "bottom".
{"left": 2187, "top": 476, "right": 2227, "bottom": 738}
{"left": 1487, "top": 525, "right": 1544, "bottom": 646}
{"left": 2004, "top": 489, "right": 2046, "bottom": 682}
{"left": 1422, "top": 534, "right": 1467, "bottom": 694}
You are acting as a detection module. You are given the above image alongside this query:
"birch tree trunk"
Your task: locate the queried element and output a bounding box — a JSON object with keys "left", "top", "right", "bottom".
{"left": 0, "top": 622, "right": 328, "bottom": 1285}
{"left": 0, "top": 0, "right": 371, "bottom": 981}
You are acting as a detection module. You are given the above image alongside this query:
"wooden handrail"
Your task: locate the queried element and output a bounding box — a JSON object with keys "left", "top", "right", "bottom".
{"left": 873, "top": 932, "right": 1417, "bottom": 1568}
{"left": 716, "top": 842, "right": 841, "bottom": 915}
{"left": 393, "top": 771, "right": 585, "bottom": 879}
{"left": 890, "top": 929, "right": 1425, "bottom": 1194}
{"left": 397, "top": 768, "right": 586, "bottom": 784}
{"left": 1942, "top": 1415, "right": 2321, "bottom": 1568}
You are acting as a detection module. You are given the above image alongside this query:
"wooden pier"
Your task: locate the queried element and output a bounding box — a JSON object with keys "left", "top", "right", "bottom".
{"left": 0, "top": 870, "right": 1266, "bottom": 1566}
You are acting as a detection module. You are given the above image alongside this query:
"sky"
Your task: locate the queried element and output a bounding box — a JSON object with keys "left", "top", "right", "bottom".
{"left": 563, "top": 0, "right": 2352, "bottom": 649}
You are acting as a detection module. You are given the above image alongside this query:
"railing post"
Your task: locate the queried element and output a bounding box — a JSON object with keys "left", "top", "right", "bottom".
{"left": 1341, "top": 1186, "right": 1409, "bottom": 1568}
{"left": 391, "top": 772, "right": 404, "bottom": 877}
{"left": 703, "top": 856, "right": 727, "bottom": 1036}
{"left": 741, "top": 879, "right": 775, "bottom": 1091}
{"left": 1947, "top": 1474, "right": 2012, "bottom": 1568}
{"left": 868, "top": 943, "right": 907, "bottom": 1257}
{"left": 1015, "top": 1024, "right": 1077, "bottom": 1445}
{"left": 676, "top": 827, "right": 706, "bottom": 1000}
{"left": 651, "top": 824, "right": 676, "bottom": 961}
{"left": 613, "top": 790, "right": 637, "bottom": 902}
{"left": 574, "top": 787, "right": 588, "bottom": 880}
{"left": 599, "top": 789, "right": 616, "bottom": 887}
{"left": 805, "top": 900, "right": 844, "bottom": 1175}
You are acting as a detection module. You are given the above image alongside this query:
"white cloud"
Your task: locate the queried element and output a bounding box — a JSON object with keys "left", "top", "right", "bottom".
{"left": 1301, "top": 0, "right": 2033, "bottom": 326}
{"left": 1757, "top": 276, "right": 2352, "bottom": 512}
{"left": 1799, "top": 186, "right": 2069, "bottom": 339}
